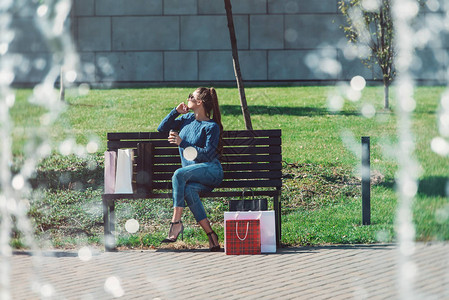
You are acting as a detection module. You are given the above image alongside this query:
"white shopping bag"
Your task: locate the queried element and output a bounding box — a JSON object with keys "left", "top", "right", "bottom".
{"left": 114, "top": 149, "right": 134, "bottom": 194}
{"left": 104, "top": 151, "right": 117, "bottom": 194}
{"left": 224, "top": 211, "right": 276, "bottom": 253}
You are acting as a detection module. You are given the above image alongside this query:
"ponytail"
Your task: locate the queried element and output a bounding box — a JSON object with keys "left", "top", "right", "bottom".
{"left": 195, "top": 87, "right": 224, "bottom": 158}
{"left": 209, "top": 87, "right": 224, "bottom": 156}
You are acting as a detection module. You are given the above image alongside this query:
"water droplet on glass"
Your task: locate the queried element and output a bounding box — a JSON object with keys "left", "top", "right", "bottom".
{"left": 361, "top": 0, "right": 381, "bottom": 12}
{"left": 78, "top": 83, "right": 90, "bottom": 96}
{"left": 402, "top": 179, "right": 418, "bottom": 198}
{"left": 435, "top": 206, "right": 449, "bottom": 224}
{"left": 59, "top": 139, "right": 74, "bottom": 156}
{"left": 104, "top": 276, "right": 124, "bottom": 298}
{"left": 40, "top": 284, "right": 54, "bottom": 297}
{"left": 327, "top": 95, "right": 344, "bottom": 112}
{"left": 346, "top": 88, "right": 362, "bottom": 102}
{"left": 12, "top": 175, "right": 24, "bottom": 190}
{"left": 65, "top": 70, "right": 77, "bottom": 83}
{"left": 86, "top": 141, "right": 98, "bottom": 154}
{"left": 78, "top": 246, "right": 92, "bottom": 262}
{"left": 350, "top": 75, "right": 366, "bottom": 91}
{"left": 0, "top": 43, "right": 8, "bottom": 55}
{"left": 0, "top": 70, "right": 14, "bottom": 85}
{"left": 5, "top": 93, "right": 15, "bottom": 107}
{"left": 319, "top": 58, "right": 341, "bottom": 76}
{"left": 361, "top": 104, "right": 376, "bottom": 118}
{"left": 183, "top": 146, "right": 198, "bottom": 161}
{"left": 37, "top": 5, "right": 48, "bottom": 17}
{"left": 284, "top": 28, "right": 298, "bottom": 43}
{"left": 426, "top": 0, "right": 440, "bottom": 12}
{"left": 430, "top": 137, "right": 449, "bottom": 156}
{"left": 125, "top": 219, "right": 139, "bottom": 234}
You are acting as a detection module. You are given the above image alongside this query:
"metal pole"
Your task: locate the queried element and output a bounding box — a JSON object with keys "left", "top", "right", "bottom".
{"left": 362, "top": 136, "right": 371, "bottom": 225}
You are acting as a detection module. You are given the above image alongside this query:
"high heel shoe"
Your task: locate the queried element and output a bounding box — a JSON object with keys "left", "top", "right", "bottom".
{"left": 207, "top": 230, "right": 220, "bottom": 252}
{"left": 161, "top": 220, "right": 184, "bottom": 243}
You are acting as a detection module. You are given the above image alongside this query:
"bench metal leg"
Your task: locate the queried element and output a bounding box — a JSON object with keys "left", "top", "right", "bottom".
{"left": 274, "top": 192, "right": 282, "bottom": 248}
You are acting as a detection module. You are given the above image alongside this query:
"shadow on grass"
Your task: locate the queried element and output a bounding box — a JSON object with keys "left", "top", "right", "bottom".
{"left": 378, "top": 176, "right": 448, "bottom": 198}
{"left": 418, "top": 176, "right": 448, "bottom": 197}
{"left": 221, "top": 105, "right": 358, "bottom": 117}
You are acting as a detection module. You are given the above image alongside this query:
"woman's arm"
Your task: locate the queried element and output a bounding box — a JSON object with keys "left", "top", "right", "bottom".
{"left": 157, "top": 108, "right": 182, "bottom": 133}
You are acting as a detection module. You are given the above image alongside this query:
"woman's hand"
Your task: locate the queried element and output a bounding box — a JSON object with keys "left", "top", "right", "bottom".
{"left": 176, "top": 102, "right": 189, "bottom": 114}
{"left": 168, "top": 131, "right": 182, "bottom": 145}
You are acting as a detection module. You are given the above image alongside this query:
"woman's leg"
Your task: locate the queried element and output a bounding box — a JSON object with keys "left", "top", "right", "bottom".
{"left": 198, "top": 218, "right": 220, "bottom": 251}
{"left": 183, "top": 183, "right": 220, "bottom": 250}
{"left": 171, "top": 207, "right": 183, "bottom": 222}
{"left": 164, "top": 207, "right": 184, "bottom": 241}
{"left": 171, "top": 162, "right": 223, "bottom": 208}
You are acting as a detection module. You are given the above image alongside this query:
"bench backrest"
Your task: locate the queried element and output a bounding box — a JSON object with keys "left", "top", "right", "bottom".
{"left": 107, "top": 129, "right": 282, "bottom": 195}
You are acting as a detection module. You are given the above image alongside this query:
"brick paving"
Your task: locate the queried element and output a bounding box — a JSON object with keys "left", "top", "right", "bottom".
{"left": 8, "top": 243, "right": 449, "bottom": 299}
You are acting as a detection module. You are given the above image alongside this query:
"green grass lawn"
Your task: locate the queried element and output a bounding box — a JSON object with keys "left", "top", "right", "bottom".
{"left": 11, "top": 86, "right": 449, "bottom": 249}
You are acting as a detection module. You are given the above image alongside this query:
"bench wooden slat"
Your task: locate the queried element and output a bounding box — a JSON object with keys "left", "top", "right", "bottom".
{"left": 222, "top": 129, "right": 282, "bottom": 138}
{"left": 108, "top": 137, "right": 281, "bottom": 150}
{"left": 153, "top": 170, "right": 282, "bottom": 181}
{"left": 151, "top": 179, "right": 282, "bottom": 190}
{"left": 153, "top": 146, "right": 282, "bottom": 156}
{"left": 152, "top": 154, "right": 281, "bottom": 164}
{"left": 152, "top": 162, "right": 282, "bottom": 173}
{"left": 108, "top": 132, "right": 167, "bottom": 140}
{"left": 107, "top": 129, "right": 281, "bottom": 141}
{"left": 103, "top": 189, "right": 280, "bottom": 200}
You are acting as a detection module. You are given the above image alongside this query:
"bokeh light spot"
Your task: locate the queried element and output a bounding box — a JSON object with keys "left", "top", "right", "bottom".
{"left": 125, "top": 219, "right": 139, "bottom": 234}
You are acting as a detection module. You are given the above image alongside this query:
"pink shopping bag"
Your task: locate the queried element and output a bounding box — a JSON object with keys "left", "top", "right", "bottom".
{"left": 104, "top": 151, "right": 116, "bottom": 194}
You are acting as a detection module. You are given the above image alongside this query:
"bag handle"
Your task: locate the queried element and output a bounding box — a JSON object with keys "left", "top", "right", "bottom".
{"left": 241, "top": 188, "right": 255, "bottom": 201}
{"left": 232, "top": 211, "right": 263, "bottom": 220}
{"left": 235, "top": 221, "right": 250, "bottom": 241}
{"left": 236, "top": 188, "right": 255, "bottom": 208}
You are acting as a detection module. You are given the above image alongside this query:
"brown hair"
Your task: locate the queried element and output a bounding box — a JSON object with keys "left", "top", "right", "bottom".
{"left": 196, "top": 87, "right": 224, "bottom": 155}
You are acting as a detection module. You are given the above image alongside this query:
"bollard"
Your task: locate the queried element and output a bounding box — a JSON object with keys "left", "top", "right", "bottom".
{"left": 362, "top": 136, "right": 371, "bottom": 225}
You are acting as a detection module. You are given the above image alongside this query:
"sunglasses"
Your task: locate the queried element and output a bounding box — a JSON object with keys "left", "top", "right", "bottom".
{"left": 188, "top": 93, "right": 202, "bottom": 102}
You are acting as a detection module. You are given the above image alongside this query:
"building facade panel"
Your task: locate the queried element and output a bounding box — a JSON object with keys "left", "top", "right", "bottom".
{"left": 77, "top": 17, "right": 111, "bottom": 52}
{"left": 96, "top": 52, "right": 164, "bottom": 81}
{"left": 164, "top": 0, "right": 197, "bottom": 15}
{"left": 95, "top": 0, "right": 162, "bottom": 16}
{"left": 284, "top": 14, "right": 345, "bottom": 49}
{"left": 180, "top": 15, "right": 248, "bottom": 50}
{"left": 164, "top": 51, "right": 198, "bottom": 81}
{"left": 268, "top": 0, "right": 338, "bottom": 14}
{"left": 250, "top": 15, "right": 284, "bottom": 50}
{"left": 112, "top": 17, "right": 179, "bottom": 51}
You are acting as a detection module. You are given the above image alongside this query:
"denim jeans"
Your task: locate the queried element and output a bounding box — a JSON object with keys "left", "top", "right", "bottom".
{"left": 172, "top": 160, "right": 223, "bottom": 222}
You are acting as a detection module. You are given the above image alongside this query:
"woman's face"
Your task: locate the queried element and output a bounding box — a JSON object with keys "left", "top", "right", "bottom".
{"left": 187, "top": 91, "right": 201, "bottom": 109}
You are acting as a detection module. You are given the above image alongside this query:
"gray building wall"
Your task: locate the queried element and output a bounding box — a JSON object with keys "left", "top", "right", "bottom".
{"left": 10, "top": 0, "right": 449, "bottom": 85}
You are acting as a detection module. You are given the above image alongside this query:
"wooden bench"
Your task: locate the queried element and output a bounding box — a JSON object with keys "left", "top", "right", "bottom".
{"left": 102, "top": 129, "right": 282, "bottom": 251}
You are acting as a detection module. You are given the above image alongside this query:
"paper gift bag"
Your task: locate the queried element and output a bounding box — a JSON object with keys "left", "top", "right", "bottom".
{"left": 104, "top": 151, "right": 117, "bottom": 194}
{"left": 229, "top": 189, "right": 268, "bottom": 211}
{"left": 114, "top": 149, "right": 134, "bottom": 194}
{"left": 224, "top": 211, "right": 276, "bottom": 253}
{"left": 225, "top": 219, "right": 261, "bottom": 255}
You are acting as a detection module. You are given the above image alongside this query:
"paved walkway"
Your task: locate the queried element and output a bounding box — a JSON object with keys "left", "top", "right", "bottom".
{"left": 8, "top": 243, "right": 449, "bottom": 299}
